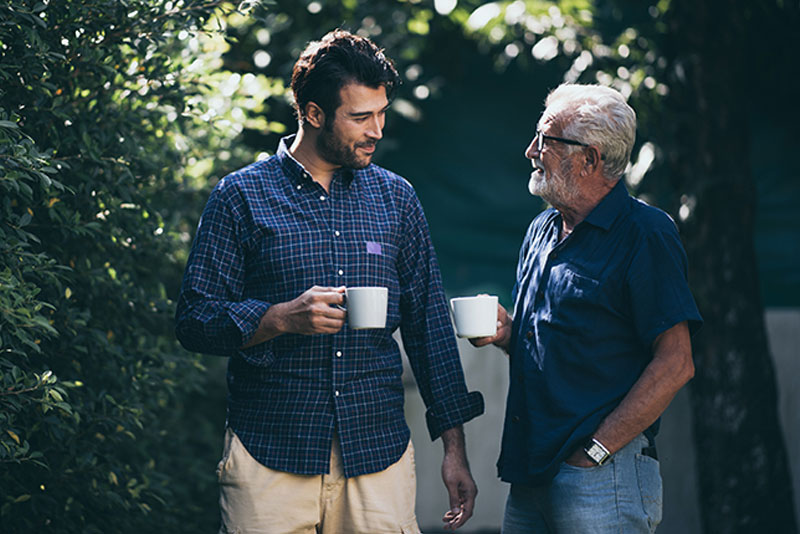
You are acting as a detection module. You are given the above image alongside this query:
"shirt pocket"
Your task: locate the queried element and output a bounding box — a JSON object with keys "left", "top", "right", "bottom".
{"left": 546, "top": 266, "right": 601, "bottom": 332}
{"left": 356, "top": 239, "right": 399, "bottom": 287}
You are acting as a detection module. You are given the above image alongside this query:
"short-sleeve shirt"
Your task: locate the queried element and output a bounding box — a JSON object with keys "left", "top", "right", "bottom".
{"left": 498, "top": 180, "right": 702, "bottom": 485}
{"left": 176, "top": 135, "right": 483, "bottom": 478}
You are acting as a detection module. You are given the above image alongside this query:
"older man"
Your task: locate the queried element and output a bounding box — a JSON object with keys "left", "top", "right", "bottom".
{"left": 473, "top": 84, "right": 702, "bottom": 533}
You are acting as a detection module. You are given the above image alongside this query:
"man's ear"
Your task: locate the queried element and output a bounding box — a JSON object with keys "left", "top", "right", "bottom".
{"left": 304, "top": 101, "right": 325, "bottom": 129}
{"left": 583, "top": 146, "right": 602, "bottom": 175}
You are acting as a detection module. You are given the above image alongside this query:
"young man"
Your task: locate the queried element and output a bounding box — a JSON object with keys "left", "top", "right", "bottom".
{"left": 175, "top": 30, "right": 483, "bottom": 533}
{"left": 472, "top": 84, "right": 702, "bottom": 533}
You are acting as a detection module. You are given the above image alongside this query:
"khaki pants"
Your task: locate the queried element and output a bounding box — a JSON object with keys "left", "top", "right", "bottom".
{"left": 217, "top": 428, "right": 422, "bottom": 534}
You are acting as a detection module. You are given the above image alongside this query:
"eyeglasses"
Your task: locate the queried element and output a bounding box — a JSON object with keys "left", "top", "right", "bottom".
{"left": 535, "top": 129, "right": 604, "bottom": 159}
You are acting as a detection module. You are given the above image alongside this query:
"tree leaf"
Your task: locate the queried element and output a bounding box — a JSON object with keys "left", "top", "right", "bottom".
{"left": 6, "top": 430, "right": 21, "bottom": 445}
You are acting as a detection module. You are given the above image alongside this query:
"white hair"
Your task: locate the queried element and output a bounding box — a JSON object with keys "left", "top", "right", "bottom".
{"left": 544, "top": 84, "right": 636, "bottom": 180}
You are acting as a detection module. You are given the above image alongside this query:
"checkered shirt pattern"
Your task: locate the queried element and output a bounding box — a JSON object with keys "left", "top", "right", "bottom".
{"left": 176, "top": 135, "right": 484, "bottom": 477}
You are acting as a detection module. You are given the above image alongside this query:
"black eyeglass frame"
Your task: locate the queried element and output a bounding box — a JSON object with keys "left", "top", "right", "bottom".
{"left": 535, "top": 129, "right": 605, "bottom": 160}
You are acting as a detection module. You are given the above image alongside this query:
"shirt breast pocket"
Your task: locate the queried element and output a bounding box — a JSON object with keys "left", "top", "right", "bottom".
{"left": 358, "top": 239, "right": 400, "bottom": 289}
{"left": 547, "top": 266, "right": 601, "bottom": 331}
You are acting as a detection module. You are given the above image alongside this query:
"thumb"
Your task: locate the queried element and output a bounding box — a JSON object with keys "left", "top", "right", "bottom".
{"left": 447, "top": 482, "right": 462, "bottom": 510}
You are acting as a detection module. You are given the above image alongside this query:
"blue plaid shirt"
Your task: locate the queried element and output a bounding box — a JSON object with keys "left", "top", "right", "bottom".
{"left": 176, "top": 135, "right": 483, "bottom": 477}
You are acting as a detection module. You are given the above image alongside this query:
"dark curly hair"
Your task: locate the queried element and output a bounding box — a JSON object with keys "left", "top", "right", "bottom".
{"left": 291, "top": 29, "right": 401, "bottom": 123}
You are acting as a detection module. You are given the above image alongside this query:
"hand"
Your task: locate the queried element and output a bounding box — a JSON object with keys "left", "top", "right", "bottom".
{"left": 469, "top": 303, "right": 512, "bottom": 350}
{"left": 440, "top": 451, "right": 477, "bottom": 530}
{"left": 564, "top": 447, "right": 596, "bottom": 468}
{"left": 243, "top": 286, "right": 346, "bottom": 347}
{"left": 275, "top": 286, "right": 346, "bottom": 335}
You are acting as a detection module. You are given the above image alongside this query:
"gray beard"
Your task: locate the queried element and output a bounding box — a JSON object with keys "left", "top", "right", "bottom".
{"left": 528, "top": 160, "right": 579, "bottom": 207}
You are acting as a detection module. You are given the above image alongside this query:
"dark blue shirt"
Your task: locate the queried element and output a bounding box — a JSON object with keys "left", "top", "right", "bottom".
{"left": 176, "top": 135, "right": 483, "bottom": 477}
{"left": 498, "top": 180, "right": 702, "bottom": 485}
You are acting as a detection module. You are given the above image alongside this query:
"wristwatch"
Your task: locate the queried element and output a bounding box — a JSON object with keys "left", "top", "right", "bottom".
{"left": 583, "top": 437, "right": 611, "bottom": 465}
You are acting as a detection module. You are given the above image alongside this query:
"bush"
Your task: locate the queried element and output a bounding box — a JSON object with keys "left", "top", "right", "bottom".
{"left": 0, "top": 1, "right": 242, "bottom": 530}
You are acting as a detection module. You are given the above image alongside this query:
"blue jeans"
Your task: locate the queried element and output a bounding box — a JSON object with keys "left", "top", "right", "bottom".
{"left": 502, "top": 434, "right": 662, "bottom": 534}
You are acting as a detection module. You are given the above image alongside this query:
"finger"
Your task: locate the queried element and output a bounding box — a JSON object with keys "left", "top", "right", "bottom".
{"left": 469, "top": 336, "right": 493, "bottom": 347}
{"left": 315, "top": 315, "right": 346, "bottom": 329}
{"left": 442, "top": 507, "right": 462, "bottom": 529}
{"left": 314, "top": 290, "right": 347, "bottom": 304}
{"left": 446, "top": 481, "right": 461, "bottom": 512}
{"left": 460, "top": 490, "right": 476, "bottom": 524}
{"left": 448, "top": 507, "right": 465, "bottom": 530}
{"left": 442, "top": 509, "right": 459, "bottom": 522}
{"left": 498, "top": 303, "right": 511, "bottom": 321}
{"left": 470, "top": 333, "right": 501, "bottom": 347}
{"left": 313, "top": 303, "right": 347, "bottom": 319}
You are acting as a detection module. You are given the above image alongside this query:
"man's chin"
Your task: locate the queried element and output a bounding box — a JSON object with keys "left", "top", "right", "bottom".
{"left": 528, "top": 177, "right": 545, "bottom": 197}
{"left": 352, "top": 155, "right": 372, "bottom": 169}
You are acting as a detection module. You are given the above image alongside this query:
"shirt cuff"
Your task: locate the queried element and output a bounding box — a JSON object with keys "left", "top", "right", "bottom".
{"left": 224, "top": 298, "right": 271, "bottom": 347}
{"left": 424, "top": 391, "right": 485, "bottom": 441}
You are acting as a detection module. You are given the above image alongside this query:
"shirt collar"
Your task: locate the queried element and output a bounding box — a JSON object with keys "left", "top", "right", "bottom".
{"left": 582, "top": 179, "right": 630, "bottom": 231}
{"left": 276, "top": 134, "right": 356, "bottom": 188}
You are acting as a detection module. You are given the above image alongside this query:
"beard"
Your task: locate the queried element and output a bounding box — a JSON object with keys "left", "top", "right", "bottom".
{"left": 528, "top": 157, "right": 579, "bottom": 207}
{"left": 316, "top": 121, "right": 375, "bottom": 169}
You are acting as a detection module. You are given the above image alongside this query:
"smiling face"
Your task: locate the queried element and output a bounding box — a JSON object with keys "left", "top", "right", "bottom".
{"left": 525, "top": 114, "right": 581, "bottom": 207}
{"left": 316, "top": 82, "right": 389, "bottom": 169}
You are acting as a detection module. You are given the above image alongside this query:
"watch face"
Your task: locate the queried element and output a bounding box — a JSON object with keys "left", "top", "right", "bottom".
{"left": 585, "top": 442, "right": 609, "bottom": 465}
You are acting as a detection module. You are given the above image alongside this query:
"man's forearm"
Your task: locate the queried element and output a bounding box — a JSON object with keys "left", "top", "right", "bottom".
{"left": 592, "top": 321, "right": 694, "bottom": 455}
{"left": 441, "top": 426, "right": 468, "bottom": 460}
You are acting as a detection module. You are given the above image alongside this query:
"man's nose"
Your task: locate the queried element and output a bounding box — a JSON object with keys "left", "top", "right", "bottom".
{"left": 367, "top": 116, "right": 383, "bottom": 140}
{"left": 525, "top": 137, "right": 539, "bottom": 159}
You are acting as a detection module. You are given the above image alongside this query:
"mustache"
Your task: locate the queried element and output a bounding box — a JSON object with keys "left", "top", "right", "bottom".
{"left": 355, "top": 140, "right": 377, "bottom": 149}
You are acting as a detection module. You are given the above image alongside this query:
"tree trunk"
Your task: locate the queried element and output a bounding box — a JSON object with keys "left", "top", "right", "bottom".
{"left": 665, "top": 1, "right": 798, "bottom": 531}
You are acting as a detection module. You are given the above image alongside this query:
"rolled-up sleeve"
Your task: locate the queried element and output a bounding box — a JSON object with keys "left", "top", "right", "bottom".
{"left": 175, "top": 185, "right": 273, "bottom": 359}
{"left": 396, "top": 188, "right": 484, "bottom": 440}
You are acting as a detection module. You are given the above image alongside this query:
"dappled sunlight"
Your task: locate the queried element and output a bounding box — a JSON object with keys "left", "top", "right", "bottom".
{"left": 626, "top": 142, "right": 655, "bottom": 188}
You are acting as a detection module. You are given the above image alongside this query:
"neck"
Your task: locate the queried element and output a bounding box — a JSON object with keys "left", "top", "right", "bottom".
{"left": 554, "top": 176, "right": 618, "bottom": 233}
{"left": 289, "top": 126, "right": 338, "bottom": 192}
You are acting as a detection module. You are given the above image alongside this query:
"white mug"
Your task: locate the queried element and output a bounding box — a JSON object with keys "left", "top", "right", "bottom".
{"left": 450, "top": 295, "right": 498, "bottom": 338}
{"left": 345, "top": 287, "right": 388, "bottom": 329}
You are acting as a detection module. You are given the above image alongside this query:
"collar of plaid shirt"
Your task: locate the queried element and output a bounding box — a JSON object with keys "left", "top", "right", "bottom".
{"left": 176, "top": 135, "right": 484, "bottom": 477}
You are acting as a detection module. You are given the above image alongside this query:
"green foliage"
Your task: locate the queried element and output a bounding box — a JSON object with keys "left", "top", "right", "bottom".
{"left": 0, "top": 1, "right": 240, "bottom": 530}
{"left": 2, "top": 0, "right": 793, "bottom": 530}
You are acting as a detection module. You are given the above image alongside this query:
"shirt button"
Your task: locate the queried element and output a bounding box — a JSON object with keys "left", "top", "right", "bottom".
{"left": 335, "top": 390, "right": 340, "bottom": 397}
{"left": 337, "top": 269, "right": 344, "bottom": 276}
{"left": 296, "top": 184, "right": 302, "bottom": 190}
{"left": 320, "top": 195, "right": 326, "bottom": 201}
{"left": 336, "top": 351, "right": 342, "bottom": 358}
{"left": 526, "top": 330, "right": 534, "bottom": 340}
{"left": 512, "top": 415, "right": 521, "bottom": 423}
{"left": 334, "top": 230, "right": 340, "bottom": 237}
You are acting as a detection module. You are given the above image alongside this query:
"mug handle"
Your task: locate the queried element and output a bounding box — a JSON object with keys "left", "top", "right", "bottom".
{"left": 333, "top": 293, "right": 347, "bottom": 311}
